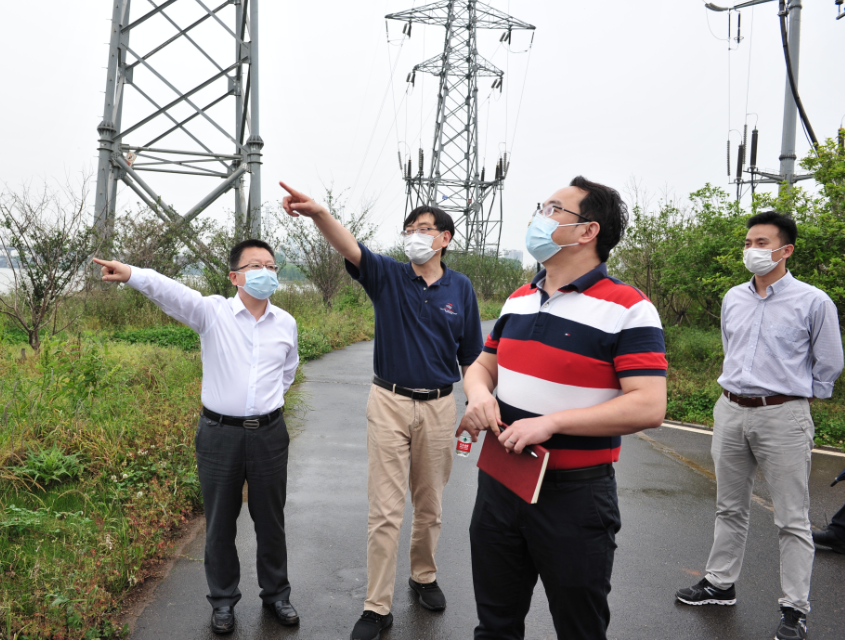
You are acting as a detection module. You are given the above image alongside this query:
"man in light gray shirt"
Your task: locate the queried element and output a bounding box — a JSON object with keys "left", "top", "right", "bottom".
{"left": 675, "top": 211, "right": 843, "bottom": 640}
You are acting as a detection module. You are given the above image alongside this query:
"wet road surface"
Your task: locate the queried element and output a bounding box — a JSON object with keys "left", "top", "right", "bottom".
{"left": 131, "top": 320, "right": 845, "bottom": 639}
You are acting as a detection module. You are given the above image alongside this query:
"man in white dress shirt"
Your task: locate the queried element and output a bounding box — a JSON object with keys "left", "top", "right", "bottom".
{"left": 94, "top": 239, "right": 300, "bottom": 635}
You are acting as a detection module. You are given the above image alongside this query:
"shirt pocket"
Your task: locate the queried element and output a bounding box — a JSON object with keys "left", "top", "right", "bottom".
{"left": 763, "top": 323, "right": 808, "bottom": 360}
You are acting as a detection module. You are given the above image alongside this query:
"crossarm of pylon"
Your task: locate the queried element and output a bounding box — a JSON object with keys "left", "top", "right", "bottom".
{"left": 120, "top": 48, "right": 242, "bottom": 151}
{"left": 127, "top": 0, "right": 232, "bottom": 74}
{"left": 386, "top": 1, "right": 534, "bottom": 30}
{"left": 413, "top": 52, "right": 502, "bottom": 78}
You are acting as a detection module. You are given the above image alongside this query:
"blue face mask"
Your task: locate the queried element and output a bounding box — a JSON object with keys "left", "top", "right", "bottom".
{"left": 239, "top": 268, "right": 279, "bottom": 300}
{"left": 525, "top": 215, "right": 587, "bottom": 264}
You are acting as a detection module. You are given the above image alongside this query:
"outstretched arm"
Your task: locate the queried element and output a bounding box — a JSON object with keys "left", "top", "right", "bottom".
{"left": 279, "top": 180, "right": 362, "bottom": 268}
{"left": 93, "top": 258, "right": 213, "bottom": 335}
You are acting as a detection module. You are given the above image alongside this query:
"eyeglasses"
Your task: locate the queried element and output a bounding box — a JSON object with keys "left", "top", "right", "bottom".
{"left": 534, "top": 203, "right": 591, "bottom": 223}
{"left": 399, "top": 226, "right": 440, "bottom": 237}
{"left": 235, "top": 263, "right": 278, "bottom": 272}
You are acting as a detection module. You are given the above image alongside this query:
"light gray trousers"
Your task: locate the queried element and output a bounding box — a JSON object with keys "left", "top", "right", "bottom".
{"left": 705, "top": 394, "right": 815, "bottom": 614}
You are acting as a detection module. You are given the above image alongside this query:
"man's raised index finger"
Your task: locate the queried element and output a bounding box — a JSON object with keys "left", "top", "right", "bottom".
{"left": 278, "top": 180, "right": 301, "bottom": 198}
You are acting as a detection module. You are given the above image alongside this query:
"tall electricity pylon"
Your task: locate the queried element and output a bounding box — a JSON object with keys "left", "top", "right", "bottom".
{"left": 94, "top": 0, "right": 263, "bottom": 247}
{"left": 386, "top": 2, "right": 534, "bottom": 254}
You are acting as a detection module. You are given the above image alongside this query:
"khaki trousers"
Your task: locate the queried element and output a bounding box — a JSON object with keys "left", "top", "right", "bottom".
{"left": 705, "top": 394, "right": 815, "bottom": 613}
{"left": 364, "top": 384, "right": 457, "bottom": 615}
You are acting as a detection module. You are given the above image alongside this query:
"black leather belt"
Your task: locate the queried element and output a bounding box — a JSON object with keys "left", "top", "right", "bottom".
{"left": 372, "top": 375, "right": 453, "bottom": 401}
{"left": 201, "top": 407, "right": 282, "bottom": 429}
{"left": 544, "top": 464, "right": 613, "bottom": 483}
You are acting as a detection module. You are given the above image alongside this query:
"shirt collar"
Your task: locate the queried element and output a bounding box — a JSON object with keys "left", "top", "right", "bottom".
{"left": 231, "top": 291, "right": 277, "bottom": 320}
{"left": 403, "top": 260, "right": 452, "bottom": 285}
{"left": 746, "top": 270, "right": 794, "bottom": 297}
{"left": 530, "top": 262, "right": 608, "bottom": 293}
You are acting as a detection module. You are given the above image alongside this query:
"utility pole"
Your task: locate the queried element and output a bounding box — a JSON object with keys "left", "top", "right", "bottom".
{"left": 386, "top": 2, "right": 534, "bottom": 255}
{"left": 709, "top": 0, "right": 813, "bottom": 198}
{"left": 777, "top": 0, "right": 802, "bottom": 187}
{"left": 94, "top": 0, "right": 263, "bottom": 246}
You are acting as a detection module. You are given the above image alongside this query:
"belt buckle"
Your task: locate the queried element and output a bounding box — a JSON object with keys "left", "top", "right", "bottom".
{"left": 243, "top": 419, "right": 260, "bottom": 429}
{"left": 411, "top": 389, "right": 431, "bottom": 401}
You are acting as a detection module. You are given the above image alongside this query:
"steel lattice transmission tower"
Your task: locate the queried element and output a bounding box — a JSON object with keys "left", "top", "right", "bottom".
{"left": 386, "top": 2, "right": 534, "bottom": 254}
{"left": 94, "top": 0, "right": 264, "bottom": 251}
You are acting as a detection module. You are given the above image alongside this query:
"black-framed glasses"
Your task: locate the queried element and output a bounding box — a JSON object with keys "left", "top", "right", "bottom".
{"left": 534, "top": 203, "right": 591, "bottom": 223}
{"left": 235, "top": 262, "right": 278, "bottom": 272}
{"left": 399, "top": 226, "right": 440, "bottom": 237}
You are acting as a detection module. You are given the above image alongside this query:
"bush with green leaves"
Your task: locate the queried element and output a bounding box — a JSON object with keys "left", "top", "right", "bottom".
{"left": 610, "top": 131, "right": 845, "bottom": 327}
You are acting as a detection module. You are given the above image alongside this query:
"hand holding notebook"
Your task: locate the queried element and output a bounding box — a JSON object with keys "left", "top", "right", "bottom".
{"left": 477, "top": 421, "right": 550, "bottom": 504}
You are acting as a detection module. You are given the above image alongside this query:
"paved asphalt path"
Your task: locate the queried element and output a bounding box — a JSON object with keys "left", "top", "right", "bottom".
{"left": 132, "top": 320, "right": 845, "bottom": 639}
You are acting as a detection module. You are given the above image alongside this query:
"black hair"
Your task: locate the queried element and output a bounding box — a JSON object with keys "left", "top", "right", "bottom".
{"left": 403, "top": 205, "right": 455, "bottom": 257}
{"left": 229, "top": 238, "right": 275, "bottom": 272}
{"left": 746, "top": 210, "right": 797, "bottom": 246}
{"left": 569, "top": 175, "right": 628, "bottom": 263}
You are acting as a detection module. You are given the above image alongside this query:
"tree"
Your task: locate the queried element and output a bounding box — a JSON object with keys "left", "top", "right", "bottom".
{"left": 276, "top": 189, "right": 375, "bottom": 308}
{"left": 753, "top": 131, "right": 845, "bottom": 321}
{"left": 0, "top": 181, "right": 100, "bottom": 351}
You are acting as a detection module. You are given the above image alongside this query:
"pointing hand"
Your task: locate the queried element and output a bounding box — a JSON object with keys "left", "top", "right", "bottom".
{"left": 278, "top": 180, "right": 329, "bottom": 219}
{"left": 92, "top": 258, "right": 132, "bottom": 283}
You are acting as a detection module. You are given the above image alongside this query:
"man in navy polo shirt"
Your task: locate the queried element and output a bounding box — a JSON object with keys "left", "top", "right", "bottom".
{"left": 459, "top": 176, "right": 667, "bottom": 640}
{"left": 279, "top": 180, "right": 483, "bottom": 640}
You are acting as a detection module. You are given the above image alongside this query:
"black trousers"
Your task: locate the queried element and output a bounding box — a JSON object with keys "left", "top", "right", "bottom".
{"left": 469, "top": 469, "right": 621, "bottom": 640}
{"left": 829, "top": 501, "right": 845, "bottom": 541}
{"left": 195, "top": 412, "right": 291, "bottom": 608}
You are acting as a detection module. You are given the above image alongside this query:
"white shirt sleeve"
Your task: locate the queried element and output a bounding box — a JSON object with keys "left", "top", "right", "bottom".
{"left": 282, "top": 320, "right": 299, "bottom": 395}
{"left": 126, "top": 268, "right": 218, "bottom": 335}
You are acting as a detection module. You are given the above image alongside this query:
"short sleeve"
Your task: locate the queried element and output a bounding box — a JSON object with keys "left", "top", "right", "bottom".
{"left": 613, "top": 299, "right": 668, "bottom": 378}
{"left": 456, "top": 280, "right": 484, "bottom": 365}
{"left": 482, "top": 313, "right": 509, "bottom": 355}
{"left": 344, "top": 242, "right": 394, "bottom": 301}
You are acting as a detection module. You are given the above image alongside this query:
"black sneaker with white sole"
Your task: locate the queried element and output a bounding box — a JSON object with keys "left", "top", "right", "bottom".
{"left": 350, "top": 610, "right": 393, "bottom": 640}
{"left": 775, "top": 607, "right": 807, "bottom": 640}
{"left": 675, "top": 577, "right": 737, "bottom": 606}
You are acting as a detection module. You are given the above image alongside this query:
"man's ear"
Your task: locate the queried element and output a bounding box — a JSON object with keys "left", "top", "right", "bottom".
{"left": 580, "top": 221, "right": 601, "bottom": 243}
{"left": 442, "top": 230, "right": 451, "bottom": 248}
{"left": 782, "top": 244, "right": 795, "bottom": 260}
{"left": 228, "top": 271, "right": 239, "bottom": 287}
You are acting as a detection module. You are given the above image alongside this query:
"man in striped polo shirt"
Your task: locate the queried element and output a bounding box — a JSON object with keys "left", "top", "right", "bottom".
{"left": 459, "top": 176, "right": 668, "bottom": 640}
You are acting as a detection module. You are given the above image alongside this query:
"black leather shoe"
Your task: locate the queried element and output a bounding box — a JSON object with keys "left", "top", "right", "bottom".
{"left": 211, "top": 606, "right": 235, "bottom": 635}
{"left": 350, "top": 610, "right": 393, "bottom": 640}
{"left": 409, "top": 577, "right": 446, "bottom": 611}
{"left": 812, "top": 528, "right": 845, "bottom": 554}
{"left": 263, "top": 599, "right": 300, "bottom": 626}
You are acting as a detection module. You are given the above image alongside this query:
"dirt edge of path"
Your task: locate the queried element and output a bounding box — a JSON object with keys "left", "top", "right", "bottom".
{"left": 114, "top": 512, "right": 206, "bottom": 636}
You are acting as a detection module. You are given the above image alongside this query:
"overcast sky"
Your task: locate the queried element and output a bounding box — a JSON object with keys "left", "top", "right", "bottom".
{"left": 2, "top": 1, "right": 843, "bottom": 261}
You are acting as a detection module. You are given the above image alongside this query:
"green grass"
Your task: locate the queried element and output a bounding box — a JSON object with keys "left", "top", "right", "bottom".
{"left": 0, "top": 284, "right": 375, "bottom": 639}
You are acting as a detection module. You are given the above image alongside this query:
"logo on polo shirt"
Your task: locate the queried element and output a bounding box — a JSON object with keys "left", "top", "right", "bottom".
{"left": 441, "top": 302, "right": 457, "bottom": 315}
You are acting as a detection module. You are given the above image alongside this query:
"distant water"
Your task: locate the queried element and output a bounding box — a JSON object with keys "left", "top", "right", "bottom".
{"left": 0, "top": 268, "right": 16, "bottom": 293}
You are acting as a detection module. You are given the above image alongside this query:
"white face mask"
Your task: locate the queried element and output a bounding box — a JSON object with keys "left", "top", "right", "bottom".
{"left": 743, "top": 246, "right": 787, "bottom": 276}
{"left": 404, "top": 231, "right": 444, "bottom": 265}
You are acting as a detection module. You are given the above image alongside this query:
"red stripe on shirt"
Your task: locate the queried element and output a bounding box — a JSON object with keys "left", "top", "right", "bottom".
{"left": 508, "top": 283, "right": 536, "bottom": 300}
{"left": 583, "top": 278, "right": 649, "bottom": 309}
{"left": 497, "top": 338, "right": 622, "bottom": 390}
{"left": 614, "top": 351, "right": 669, "bottom": 372}
{"left": 547, "top": 445, "right": 620, "bottom": 470}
